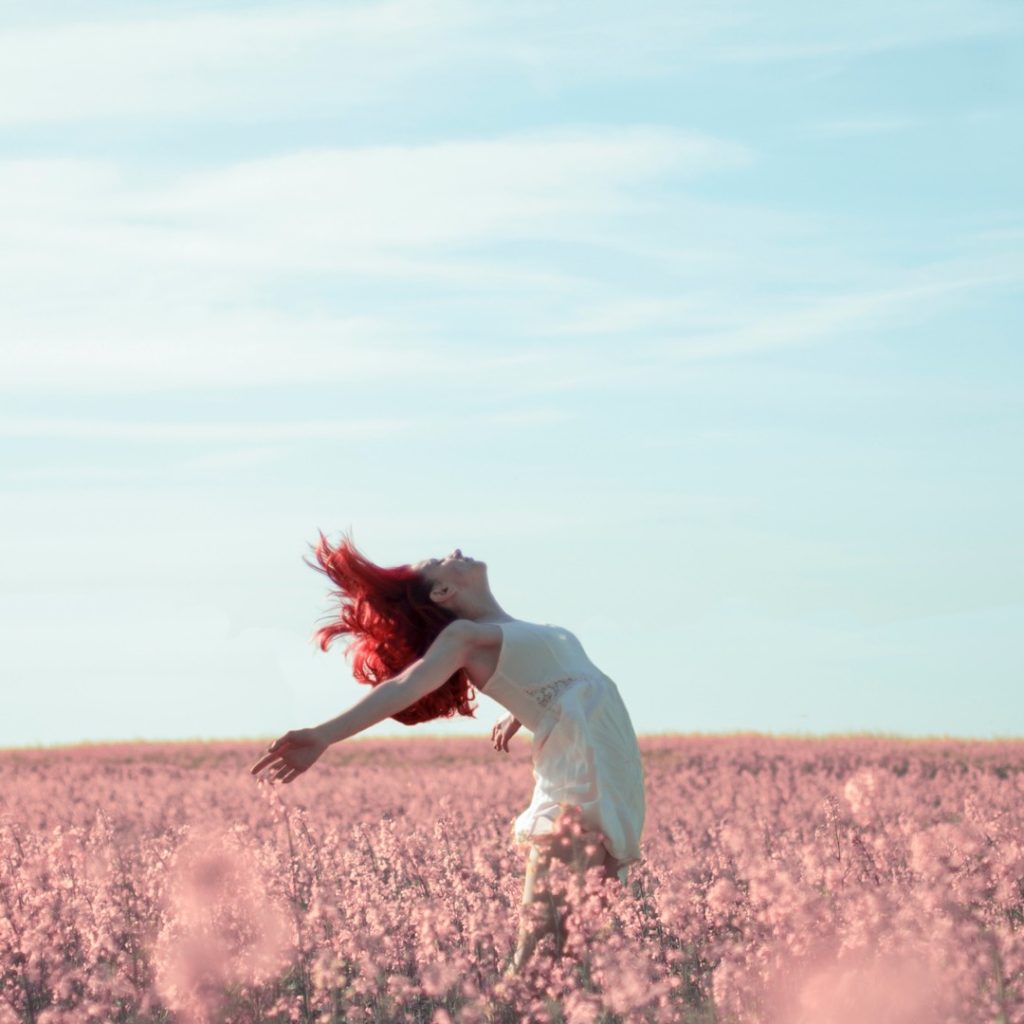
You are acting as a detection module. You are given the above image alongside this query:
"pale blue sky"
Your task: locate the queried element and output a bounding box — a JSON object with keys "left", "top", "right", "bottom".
{"left": 2, "top": 1, "right": 1022, "bottom": 748}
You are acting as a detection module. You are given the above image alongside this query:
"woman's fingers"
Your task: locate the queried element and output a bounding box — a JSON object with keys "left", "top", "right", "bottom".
{"left": 490, "top": 718, "right": 515, "bottom": 753}
{"left": 252, "top": 751, "right": 291, "bottom": 776}
{"left": 260, "top": 762, "right": 299, "bottom": 783}
{"left": 251, "top": 738, "right": 292, "bottom": 775}
{"left": 251, "top": 753, "right": 277, "bottom": 774}
{"left": 250, "top": 734, "right": 316, "bottom": 783}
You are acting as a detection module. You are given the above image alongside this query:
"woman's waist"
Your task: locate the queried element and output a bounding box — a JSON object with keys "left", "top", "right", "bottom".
{"left": 523, "top": 671, "right": 614, "bottom": 709}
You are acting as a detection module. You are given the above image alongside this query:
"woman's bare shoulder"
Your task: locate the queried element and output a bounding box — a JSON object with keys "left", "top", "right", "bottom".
{"left": 441, "top": 619, "right": 508, "bottom": 653}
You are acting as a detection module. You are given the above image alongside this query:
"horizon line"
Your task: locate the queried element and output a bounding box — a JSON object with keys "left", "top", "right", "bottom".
{"left": 3, "top": 729, "right": 1023, "bottom": 754}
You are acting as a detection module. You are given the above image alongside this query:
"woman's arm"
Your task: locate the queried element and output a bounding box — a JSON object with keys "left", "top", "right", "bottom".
{"left": 250, "top": 620, "right": 476, "bottom": 783}
{"left": 314, "top": 619, "right": 475, "bottom": 746}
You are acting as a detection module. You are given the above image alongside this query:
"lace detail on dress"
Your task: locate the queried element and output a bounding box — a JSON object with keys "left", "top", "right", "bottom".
{"left": 523, "top": 673, "right": 603, "bottom": 709}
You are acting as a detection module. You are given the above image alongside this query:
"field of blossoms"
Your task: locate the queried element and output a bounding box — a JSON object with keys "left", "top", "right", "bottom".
{"left": 1, "top": 734, "right": 1022, "bottom": 1024}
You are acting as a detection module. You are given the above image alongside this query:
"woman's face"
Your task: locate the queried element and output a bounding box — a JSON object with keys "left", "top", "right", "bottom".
{"left": 412, "top": 548, "right": 485, "bottom": 591}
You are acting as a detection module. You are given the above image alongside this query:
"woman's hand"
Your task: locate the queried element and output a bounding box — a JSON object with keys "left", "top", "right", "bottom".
{"left": 250, "top": 727, "right": 329, "bottom": 784}
{"left": 491, "top": 713, "right": 522, "bottom": 753}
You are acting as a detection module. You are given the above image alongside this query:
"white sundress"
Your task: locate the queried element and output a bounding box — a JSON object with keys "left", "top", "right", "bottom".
{"left": 481, "top": 620, "right": 646, "bottom": 876}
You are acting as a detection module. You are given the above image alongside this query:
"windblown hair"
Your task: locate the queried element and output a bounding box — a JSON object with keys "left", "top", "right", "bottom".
{"left": 303, "top": 530, "right": 478, "bottom": 726}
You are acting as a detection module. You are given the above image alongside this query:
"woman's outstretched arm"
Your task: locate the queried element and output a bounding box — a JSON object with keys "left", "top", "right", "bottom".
{"left": 251, "top": 620, "right": 476, "bottom": 781}
{"left": 314, "top": 619, "right": 474, "bottom": 745}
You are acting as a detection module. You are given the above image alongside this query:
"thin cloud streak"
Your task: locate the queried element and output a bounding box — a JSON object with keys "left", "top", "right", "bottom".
{"left": 711, "top": 0, "right": 1021, "bottom": 63}
{"left": 3, "top": 447, "right": 283, "bottom": 485}
{"left": 0, "top": 128, "right": 751, "bottom": 265}
{"left": 128, "top": 128, "right": 750, "bottom": 246}
{"left": 0, "top": 418, "right": 417, "bottom": 441}
{"left": 650, "top": 257, "right": 1024, "bottom": 360}
{"left": 536, "top": 253, "right": 1024, "bottom": 361}
{"left": 0, "top": 409, "right": 575, "bottom": 442}
{"left": 0, "top": 0, "right": 480, "bottom": 124}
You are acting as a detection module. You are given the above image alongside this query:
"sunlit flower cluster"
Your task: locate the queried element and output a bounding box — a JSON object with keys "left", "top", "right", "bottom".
{"left": 0, "top": 734, "right": 1021, "bottom": 1023}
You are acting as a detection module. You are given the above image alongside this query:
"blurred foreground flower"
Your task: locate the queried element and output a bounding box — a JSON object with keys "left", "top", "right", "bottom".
{"left": 150, "top": 823, "right": 293, "bottom": 1024}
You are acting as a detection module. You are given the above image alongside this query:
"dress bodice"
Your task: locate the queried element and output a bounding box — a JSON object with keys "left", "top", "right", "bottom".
{"left": 480, "top": 620, "right": 611, "bottom": 732}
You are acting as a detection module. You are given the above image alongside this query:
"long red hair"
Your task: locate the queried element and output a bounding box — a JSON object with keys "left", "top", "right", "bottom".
{"left": 303, "top": 530, "right": 478, "bottom": 725}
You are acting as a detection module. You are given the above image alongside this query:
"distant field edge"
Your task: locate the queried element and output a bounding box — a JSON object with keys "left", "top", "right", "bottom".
{"left": 2, "top": 728, "right": 1023, "bottom": 753}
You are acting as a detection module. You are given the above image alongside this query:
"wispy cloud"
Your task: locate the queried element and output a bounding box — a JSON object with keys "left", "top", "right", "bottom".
{"left": 0, "top": 408, "right": 576, "bottom": 443}
{"left": 0, "top": 127, "right": 750, "bottom": 394}
{"left": 710, "top": 0, "right": 1021, "bottom": 63}
{"left": 0, "top": 313, "right": 452, "bottom": 393}
{"left": 0, "top": 0, "right": 481, "bottom": 124}
{"left": 534, "top": 251, "right": 1024, "bottom": 362}
{"left": 659, "top": 257, "right": 1024, "bottom": 360}
{"left": 0, "top": 127, "right": 750, "bottom": 260}
{"left": 0, "top": 417, "right": 417, "bottom": 441}
{"left": 2, "top": 446, "right": 285, "bottom": 485}
{"left": 2, "top": 465, "right": 139, "bottom": 485}
{"left": 131, "top": 127, "right": 750, "bottom": 248}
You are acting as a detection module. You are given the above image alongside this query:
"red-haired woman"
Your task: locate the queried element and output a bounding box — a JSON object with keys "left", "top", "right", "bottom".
{"left": 250, "top": 532, "right": 646, "bottom": 976}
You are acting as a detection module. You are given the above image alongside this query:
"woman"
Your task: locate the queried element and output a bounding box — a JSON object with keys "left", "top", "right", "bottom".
{"left": 250, "top": 532, "right": 646, "bottom": 975}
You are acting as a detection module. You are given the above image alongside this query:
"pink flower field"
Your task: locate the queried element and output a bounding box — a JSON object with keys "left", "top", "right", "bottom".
{"left": 1, "top": 734, "right": 1022, "bottom": 1024}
